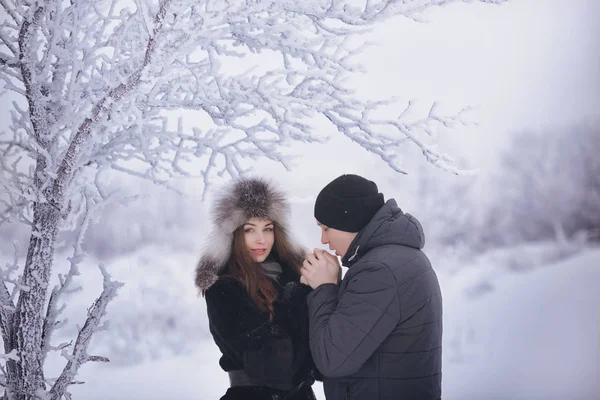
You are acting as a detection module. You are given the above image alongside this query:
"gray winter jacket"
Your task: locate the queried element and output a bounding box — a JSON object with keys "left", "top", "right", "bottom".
{"left": 307, "top": 199, "right": 442, "bottom": 400}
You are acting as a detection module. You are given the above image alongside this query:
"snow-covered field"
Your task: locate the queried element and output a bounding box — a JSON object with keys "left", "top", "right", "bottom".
{"left": 440, "top": 248, "right": 600, "bottom": 400}
{"left": 30, "top": 244, "right": 599, "bottom": 400}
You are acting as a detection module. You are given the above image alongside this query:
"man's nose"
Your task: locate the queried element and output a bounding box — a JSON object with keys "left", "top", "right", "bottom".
{"left": 321, "top": 233, "right": 327, "bottom": 245}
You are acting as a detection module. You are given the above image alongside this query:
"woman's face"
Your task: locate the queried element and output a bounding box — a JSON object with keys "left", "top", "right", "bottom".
{"left": 243, "top": 218, "right": 275, "bottom": 262}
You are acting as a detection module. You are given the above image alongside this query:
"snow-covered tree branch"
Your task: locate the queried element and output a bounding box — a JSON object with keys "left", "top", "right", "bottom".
{"left": 47, "top": 266, "right": 123, "bottom": 400}
{"left": 0, "top": 0, "right": 507, "bottom": 398}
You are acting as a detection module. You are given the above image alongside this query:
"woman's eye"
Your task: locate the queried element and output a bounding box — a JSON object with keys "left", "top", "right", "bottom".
{"left": 244, "top": 228, "right": 253, "bottom": 233}
{"left": 265, "top": 228, "right": 273, "bottom": 232}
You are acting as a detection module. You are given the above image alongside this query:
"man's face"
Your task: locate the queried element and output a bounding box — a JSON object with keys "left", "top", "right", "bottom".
{"left": 317, "top": 222, "right": 357, "bottom": 258}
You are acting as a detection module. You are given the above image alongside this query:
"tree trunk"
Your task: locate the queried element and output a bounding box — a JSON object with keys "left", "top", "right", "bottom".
{"left": 5, "top": 155, "right": 60, "bottom": 400}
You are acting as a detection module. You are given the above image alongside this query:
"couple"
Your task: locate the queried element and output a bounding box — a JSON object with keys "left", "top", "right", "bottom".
{"left": 195, "top": 175, "right": 443, "bottom": 400}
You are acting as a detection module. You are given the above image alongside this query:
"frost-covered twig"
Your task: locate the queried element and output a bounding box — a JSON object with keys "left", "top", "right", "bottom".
{"left": 41, "top": 201, "right": 91, "bottom": 363}
{"left": 323, "top": 99, "right": 476, "bottom": 175}
{"left": 47, "top": 265, "right": 123, "bottom": 400}
{"left": 0, "top": 0, "right": 21, "bottom": 25}
{"left": 0, "top": 277, "right": 15, "bottom": 350}
{"left": 0, "top": 242, "right": 29, "bottom": 306}
{"left": 0, "top": 350, "right": 19, "bottom": 362}
{"left": 51, "top": 0, "right": 174, "bottom": 206}
{"left": 42, "top": 181, "right": 128, "bottom": 367}
{"left": 0, "top": 242, "right": 20, "bottom": 351}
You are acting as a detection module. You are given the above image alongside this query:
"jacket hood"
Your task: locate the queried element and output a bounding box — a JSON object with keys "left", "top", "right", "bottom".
{"left": 195, "top": 177, "right": 305, "bottom": 291}
{"left": 341, "top": 199, "right": 425, "bottom": 267}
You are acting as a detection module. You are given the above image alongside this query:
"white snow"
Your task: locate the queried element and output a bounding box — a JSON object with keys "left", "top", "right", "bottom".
{"left": 34, "top": 245, "right": 600, "bottom": 400}
{"left": 440, "top": 248, "right": 600, "bottom": 400}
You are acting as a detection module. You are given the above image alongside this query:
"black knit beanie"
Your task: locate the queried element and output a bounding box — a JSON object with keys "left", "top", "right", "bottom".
{"left": 314, "top": 174, "right": 384, "bottom": 233}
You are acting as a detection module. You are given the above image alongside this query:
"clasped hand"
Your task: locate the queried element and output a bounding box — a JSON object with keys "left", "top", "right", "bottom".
{"left": 300, "top": 249, "right": 341, "bottom": 289}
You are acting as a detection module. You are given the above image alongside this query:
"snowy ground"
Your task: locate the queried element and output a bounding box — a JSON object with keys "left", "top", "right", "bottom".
{"left": 439, "top": 248, "right": 600, "bottom": 400}
{"left": 30, "top": 244, "right": 599, "bottom": 400}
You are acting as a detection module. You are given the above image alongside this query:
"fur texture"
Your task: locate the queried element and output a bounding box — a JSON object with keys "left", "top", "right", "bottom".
{"left": 195, "top": 177, "right": 305, "bottom": 291}
{"left": 219, "top": 384, "right": 317, "bottom": 400}
{"left": 204, "top": 268, "right": 319, "bottom": 399}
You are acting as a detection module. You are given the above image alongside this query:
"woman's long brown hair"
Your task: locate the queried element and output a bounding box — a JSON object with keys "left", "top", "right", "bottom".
{"left": 208, "top": 223, "right": 303, "bottom": 320}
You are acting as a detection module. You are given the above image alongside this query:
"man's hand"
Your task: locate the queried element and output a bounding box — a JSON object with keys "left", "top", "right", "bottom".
{"left": 301, "top": 249, "right": 341, "bottom": 289}
{"left": 321, "top": 251, "right": 343, "bottom": 283}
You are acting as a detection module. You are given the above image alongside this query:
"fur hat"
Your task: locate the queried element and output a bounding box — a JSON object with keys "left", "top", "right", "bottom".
{"left": 195, "top": 177, "right": 304, "bottom": 291}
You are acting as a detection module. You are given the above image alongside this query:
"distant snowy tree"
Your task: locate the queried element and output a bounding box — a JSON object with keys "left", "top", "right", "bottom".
{"left": 494, "top": 121, "right": 600, "bottom": 244}
{"left": 414, "top": 157, "right": 475, "bottom": 247}
{"left": 407, "top": 120, "right": 600, "bottom": 252}
{"left": 0, "top": 0, "right": 507, "bottom": 398}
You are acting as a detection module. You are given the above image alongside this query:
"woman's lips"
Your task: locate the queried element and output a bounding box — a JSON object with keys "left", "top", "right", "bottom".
{"left": 251, "top": 249, "right": 266, "bottom": 255}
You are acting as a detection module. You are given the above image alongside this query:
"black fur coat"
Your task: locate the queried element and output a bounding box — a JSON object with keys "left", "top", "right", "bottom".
{"left": 204, "top": 262, "right": 320, "bottom": 400}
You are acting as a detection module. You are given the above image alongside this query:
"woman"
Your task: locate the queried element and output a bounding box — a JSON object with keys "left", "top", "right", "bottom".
{"left": 195, "top": 177, "right": 319, "bottom": 400}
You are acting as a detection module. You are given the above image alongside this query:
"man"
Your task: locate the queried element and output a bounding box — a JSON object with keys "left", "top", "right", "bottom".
{"left": 301, "top": 174, "right": 443, "bottom": 400}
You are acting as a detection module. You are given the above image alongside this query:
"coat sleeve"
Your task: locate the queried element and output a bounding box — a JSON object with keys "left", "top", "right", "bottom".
{"left": 205, "top": 278, "right": 294, "bottom": 389}
{"left": 276, "top": 281, "right": 323, "bottom": 383}
{"left": 306, "top": 261, "right": 400, "bottom": 378}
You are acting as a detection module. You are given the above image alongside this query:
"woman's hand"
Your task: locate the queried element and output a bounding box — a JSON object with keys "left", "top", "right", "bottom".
{"left": 300, "top": 274, "right": 309, "bottom": 285}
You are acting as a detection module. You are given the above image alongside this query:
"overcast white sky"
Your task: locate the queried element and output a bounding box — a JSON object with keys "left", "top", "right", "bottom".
{"left": 339, "top": 0, "right": 599, "bottom": 162}
{"left": 359, "top": 0, "right": 600, "bottom": 163}
{"left": 224, "top": 0, "right": 600, "bottom": 206}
